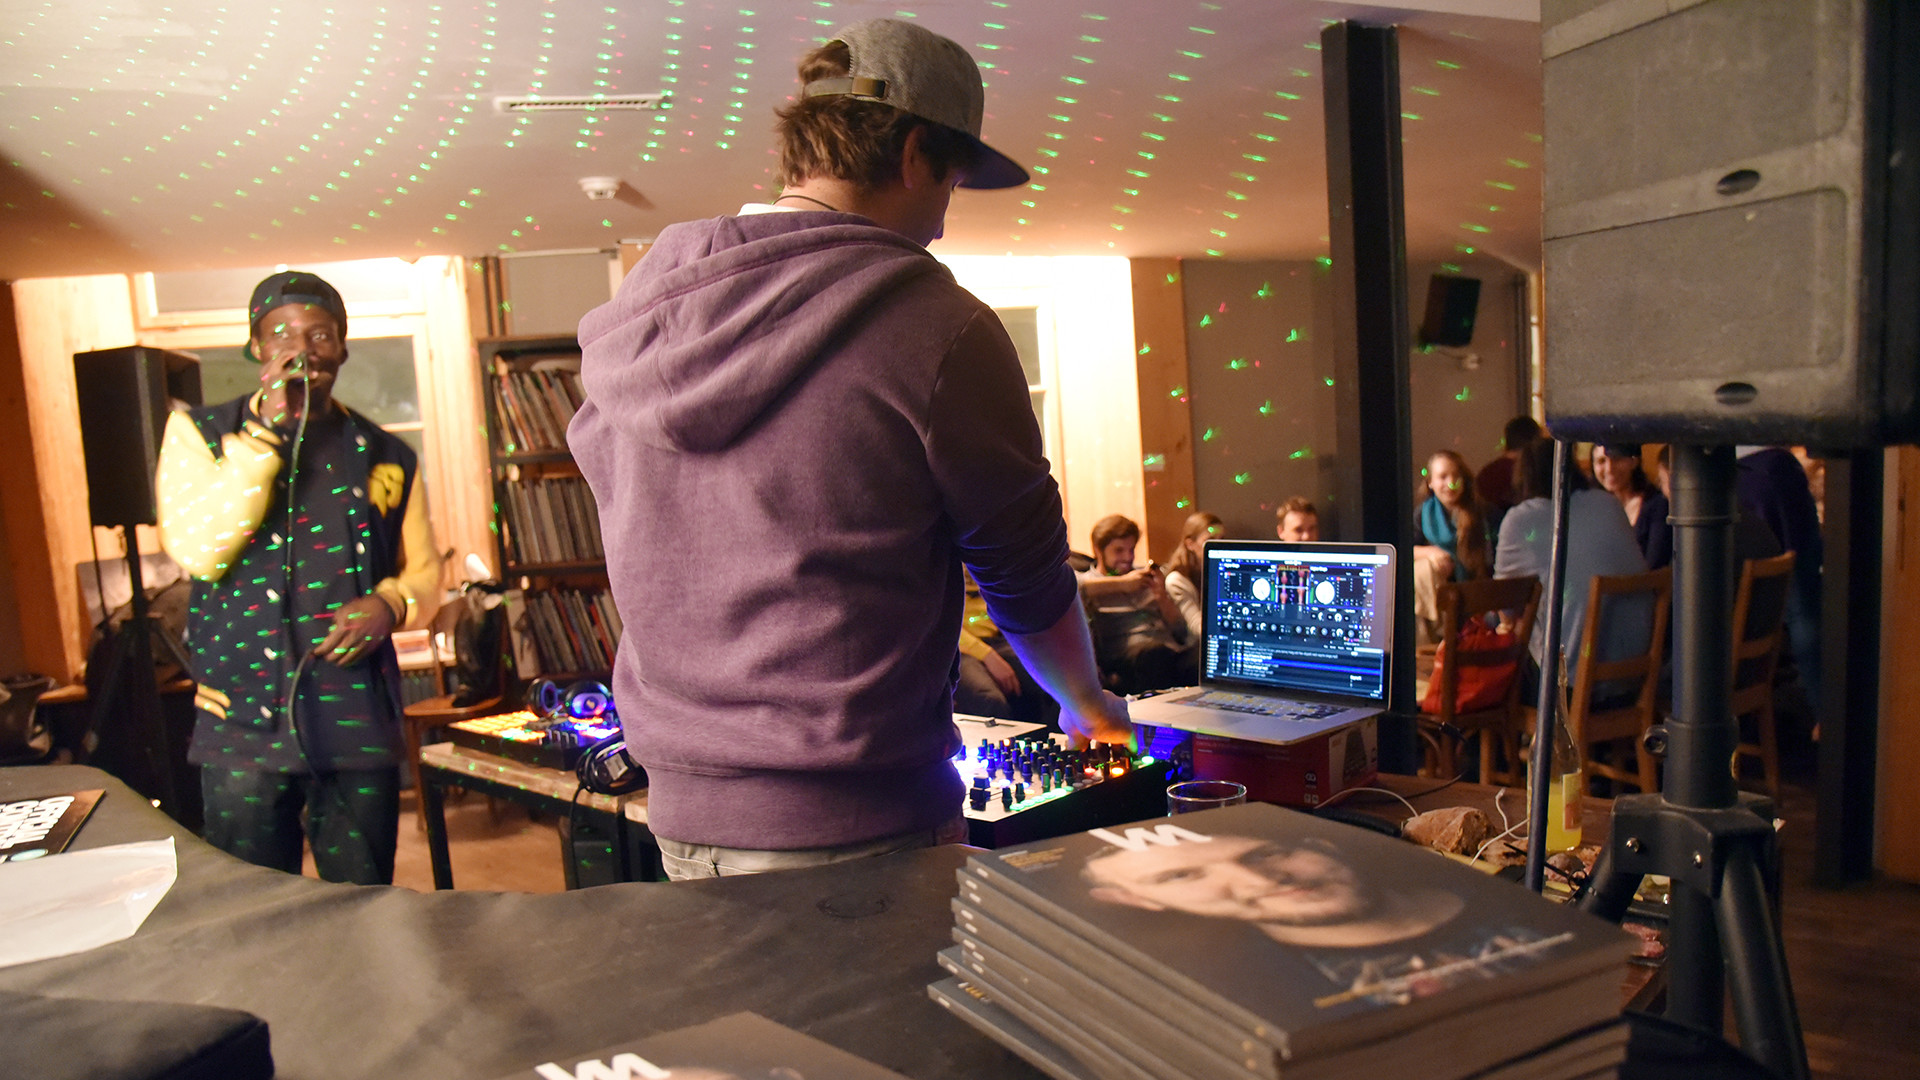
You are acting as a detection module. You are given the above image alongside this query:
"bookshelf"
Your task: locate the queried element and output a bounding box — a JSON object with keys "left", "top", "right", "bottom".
{"left": 477, "top": 335, "right": 622, "bottom": 682}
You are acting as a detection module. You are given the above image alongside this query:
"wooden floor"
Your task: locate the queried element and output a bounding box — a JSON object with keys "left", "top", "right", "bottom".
{"left": 328, "top": 779, "right": 1920, "bottom": 1080}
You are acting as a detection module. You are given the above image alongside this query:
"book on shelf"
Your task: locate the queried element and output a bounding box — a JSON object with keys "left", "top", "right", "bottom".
{"left": 502, "top": 477, "right": 604, "bottom": 566}
{"left": 491, "top": 1010, "right": 909, "bottom": 1080}
{"left": 515, "top": 587, "right": 621, "bottom": 676}
{"left": 490, "top": 363, "right": 587, "bottom": 457}
{"left": 942, "top": 802, "right": 1632, "bottom": 1080}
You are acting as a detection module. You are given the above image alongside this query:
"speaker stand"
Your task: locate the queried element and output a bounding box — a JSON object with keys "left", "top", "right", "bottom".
{"left": 1575, "top": 445, "right": 1809, "bottom": 1080}
{"left": 85, "top": 533, "right": 189, "bottom": 817}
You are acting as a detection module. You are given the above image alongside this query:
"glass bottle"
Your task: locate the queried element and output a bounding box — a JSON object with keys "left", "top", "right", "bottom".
{"left": 1543, "top": 675, "right": 1584, "bottom": 852}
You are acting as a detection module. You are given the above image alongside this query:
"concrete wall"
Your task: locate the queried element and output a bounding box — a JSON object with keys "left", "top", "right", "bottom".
{"left": 1181, "top": 257, "right": 1527, "bottom": 541}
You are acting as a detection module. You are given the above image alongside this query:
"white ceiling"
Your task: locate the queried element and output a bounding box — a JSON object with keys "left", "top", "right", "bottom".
{"left": 0, "top": 0, "right": 1543, "bottom": 280}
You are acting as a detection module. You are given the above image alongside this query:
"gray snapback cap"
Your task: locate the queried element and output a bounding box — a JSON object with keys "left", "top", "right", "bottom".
{"left": 805, "top": 18, "right": 1029, "bottom": 190}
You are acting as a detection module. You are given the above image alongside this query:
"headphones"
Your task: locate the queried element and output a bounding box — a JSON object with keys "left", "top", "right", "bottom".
{"left": 576, "top": 733, "right": 646, "bottom": 797}
{"left": 529, "top": 678, "right": 648, "bottom": 797}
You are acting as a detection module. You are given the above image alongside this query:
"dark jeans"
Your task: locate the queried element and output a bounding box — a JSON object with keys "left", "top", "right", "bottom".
{"left": 1103, "top": 640, "right": 1198, "bottom": 696}
{"left": 200, "top": 765, "right": 400, "bottom": 885}
{"left": 954, "top": 640, "right": 1057, "bottom": 729}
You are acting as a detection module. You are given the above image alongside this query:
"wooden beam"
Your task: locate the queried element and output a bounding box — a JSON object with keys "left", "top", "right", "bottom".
{"left": 0, "top": 285, "right": 39, "bottom": 675}
{"left": 9, "top": 275, "right": 138, "bottom": 680}
{"left": 1878, "top": 446, "right": 1920, "bottom": 881}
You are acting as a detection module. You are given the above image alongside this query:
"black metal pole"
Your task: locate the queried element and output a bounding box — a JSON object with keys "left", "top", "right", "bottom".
{"left": 1668, "top": 446, "right": 1738, "bottom": 810}
{"left": 1664, "top": 444, "right": 1738, "bottom": 1031}
{"left": 1321, "top": 21, "right": 1417, "bottom": 773}
{"left": 1524, "top": 438, "right": 1574, "bottom": 892}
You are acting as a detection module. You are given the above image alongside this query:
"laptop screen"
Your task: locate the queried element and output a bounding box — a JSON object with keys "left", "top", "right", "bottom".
{"left": 1200, "top": 542, "right": 1395, "bottom": 703}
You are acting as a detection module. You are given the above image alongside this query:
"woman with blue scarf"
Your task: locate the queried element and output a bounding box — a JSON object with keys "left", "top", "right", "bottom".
{"left": 1412, "top": 449, "right": 1490, "bottom": 642}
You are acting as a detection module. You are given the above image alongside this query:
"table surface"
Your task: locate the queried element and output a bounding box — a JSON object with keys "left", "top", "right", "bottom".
{"left": 3, "top": 766, "right": 1734, "bottom": 1080}
{"left": 1, "top": 765, "right": 1043, "bottom": 1080}
{"left": 421, "top": 740, "right": 649, "bottom": 823}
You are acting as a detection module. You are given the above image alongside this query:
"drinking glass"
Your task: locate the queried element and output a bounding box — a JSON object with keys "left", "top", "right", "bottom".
{"left": 1166, "top": 780, "right": 1247, "bottom": 814}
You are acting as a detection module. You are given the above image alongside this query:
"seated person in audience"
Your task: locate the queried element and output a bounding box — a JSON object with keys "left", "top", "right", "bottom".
{"left": 1592, "top": 442, "right": 1671, "bottom": 569}
{"left": 1078, "top": 514, "right": 1196, "bottom": 694}
{"left": 1737, "top": 445, "right": 1825, "bottom": 721}
{"left": 953, "top": 569, "right": 1055, "bottom": 728}
{"left": 1412, "top": 450, "right": 1490, "bottom": 643}
{"left": 1475, "top": 416, "right": 1542, "bottom": 536}
{"left": 1496, "top": 438, "right": 1649, "bottom": 674}
{"left": 1164, "top": 511, "right": 1222, "bottom": 645}
{"left": 1275, "top": 496, "right": 1320, "bottom": 542}
{"left": 1652, "top": 445, "right": 1780, "bottom": 563}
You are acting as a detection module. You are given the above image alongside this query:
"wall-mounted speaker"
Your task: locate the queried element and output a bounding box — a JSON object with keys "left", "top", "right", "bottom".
{"left": 1542, "top": 0, "right": 1920, "bottom": 446}
{"left": 1417, "top": 274, "right": 1481, "bottom": 348}
{"left": 74, "top": 346, "right": 202, "bottom": 529}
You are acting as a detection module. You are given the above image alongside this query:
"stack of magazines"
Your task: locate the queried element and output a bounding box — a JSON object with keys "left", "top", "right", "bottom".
{"left": 930, "top": 802, "right": 1634, "bottom": 1080}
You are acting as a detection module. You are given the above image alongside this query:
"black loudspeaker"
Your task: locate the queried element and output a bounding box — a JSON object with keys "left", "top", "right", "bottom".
{"left": 1543, "top": 0, "right": 1920, "bottom": 446}
{"left": 73, "top": 346, "right": 202, "bottom": 528}
{"left": 1417, "top": 274, "right": 1481, "bottom": 347}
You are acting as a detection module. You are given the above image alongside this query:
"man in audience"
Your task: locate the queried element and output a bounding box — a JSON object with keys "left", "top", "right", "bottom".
{"left": 1077, "top": 514, "right": 1195, "bottom": 693}
{"left": 155, "top": 270, "right": 442, "bottom": 885}
{"left": 1276, "top": 496, "right": 1321, "bottom": 542}
{"left": 1476, "top": 416, "right": 1542, "bottom": 536}
{"left": 1737, "top": 446, "right": 1824, "bottom": 710}
{"left": 570, "top": 19, "right": 1130, "bottom": 880}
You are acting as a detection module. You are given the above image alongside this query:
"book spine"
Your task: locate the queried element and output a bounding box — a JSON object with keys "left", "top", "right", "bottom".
{"left": 959, "top": 863, "right": 1294, "bottom": 1058}
{"left": 952, "top": 883, "right": 1277, "bottom": 1076}
{"left": 599, "top": 591, "right": 624, "bottom": 643}
{"left": 952, "top": 902, "right": 1278, "bottom": 1080}
{"left": 953, "top": 931, "right": 1263, "bottom": 1080}
{"left": 926, "top": 978, "right": 1097, "bottom": 1080}
{"left": 935, "top": 949, "right": 1167, "bottom": 1080}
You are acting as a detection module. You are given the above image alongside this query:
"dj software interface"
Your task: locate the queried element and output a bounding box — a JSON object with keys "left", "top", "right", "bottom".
{"left": 1205, "top": 552, "right": 1388, "bottom": 699}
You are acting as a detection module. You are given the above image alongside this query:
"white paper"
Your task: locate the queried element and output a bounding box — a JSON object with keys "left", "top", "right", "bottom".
{"left": 0, "top": 837, "right": 177, "bottom": 968}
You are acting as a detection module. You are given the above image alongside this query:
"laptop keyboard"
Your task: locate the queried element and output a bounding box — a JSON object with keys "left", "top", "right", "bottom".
{"left": 1188, "top": 692, "right": 1346, "bottom": 721}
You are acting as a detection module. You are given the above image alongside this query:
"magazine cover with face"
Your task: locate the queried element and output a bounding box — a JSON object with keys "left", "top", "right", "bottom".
{"left": 490, "top": 1011, "right": 909, "bottom": 1080}
{"left": 961, "top": 802, "right": 1632, "bottom": 1065}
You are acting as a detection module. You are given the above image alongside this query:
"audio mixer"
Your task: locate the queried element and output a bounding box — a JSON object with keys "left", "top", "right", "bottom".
{"left": 953, "top": 714, "right": 1173, "bottom": 849}
{"left": 443, "top": 709, "right": 622, "bottom": 772}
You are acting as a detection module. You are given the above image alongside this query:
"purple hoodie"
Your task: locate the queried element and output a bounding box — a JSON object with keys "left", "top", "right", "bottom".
{"left": 570, "top": 210, "right": 1076, "bottom": 850}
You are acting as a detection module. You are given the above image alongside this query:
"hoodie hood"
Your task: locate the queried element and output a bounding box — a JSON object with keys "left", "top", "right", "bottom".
{"left": 575, "top": 212, "right": 948, "bottom": 453}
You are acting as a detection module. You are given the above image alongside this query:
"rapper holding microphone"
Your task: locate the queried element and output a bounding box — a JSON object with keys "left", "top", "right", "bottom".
{"left": 155, "top": 271, "right": 440, "bottom": 884}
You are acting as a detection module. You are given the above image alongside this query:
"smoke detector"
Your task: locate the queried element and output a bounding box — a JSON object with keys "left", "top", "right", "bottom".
{"left": 579, "top": 177, "right": 621, "bottom": 201}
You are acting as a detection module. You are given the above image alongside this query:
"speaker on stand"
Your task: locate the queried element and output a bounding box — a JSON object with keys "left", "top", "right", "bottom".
{"left": 72, "top": 344, "right": 201, "bottom": 823}
{"left": 1540, "top": 3, "right": 1920, "bottom": 1077}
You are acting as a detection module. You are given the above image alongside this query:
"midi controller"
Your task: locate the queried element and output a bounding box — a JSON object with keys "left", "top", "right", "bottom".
{"left": 953, "top": 714, "right": 1173, "bottom": 849}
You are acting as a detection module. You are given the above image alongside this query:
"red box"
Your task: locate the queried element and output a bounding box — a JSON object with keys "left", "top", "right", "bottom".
{"left": 1190, "top": 716, "right": 1378, "bottom": 807}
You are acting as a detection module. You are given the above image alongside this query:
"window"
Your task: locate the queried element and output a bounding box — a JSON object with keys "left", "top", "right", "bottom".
{"left": 996, "top": 306, "right": 1052, "bottom": 452}
{"left": 185, "top": 336, "right": 426, "bottom": 456}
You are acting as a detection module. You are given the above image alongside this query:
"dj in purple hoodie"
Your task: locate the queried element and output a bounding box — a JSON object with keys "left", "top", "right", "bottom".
{"left": 569, "top": 19, "right": 1130, "bottom": 871}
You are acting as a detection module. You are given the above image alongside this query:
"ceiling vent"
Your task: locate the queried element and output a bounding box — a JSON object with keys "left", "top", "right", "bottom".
{"left": 493, "top": 93, "right": 669, "bottom": 113}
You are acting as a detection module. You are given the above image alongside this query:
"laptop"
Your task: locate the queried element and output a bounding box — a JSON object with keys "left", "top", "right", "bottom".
{"left": 1129, "top": 540, "right": 1396, "bottom": 745}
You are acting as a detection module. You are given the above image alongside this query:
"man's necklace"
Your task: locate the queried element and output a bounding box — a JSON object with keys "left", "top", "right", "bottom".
{"left": 774, "top": 193, "right": 841, "bottom": 212}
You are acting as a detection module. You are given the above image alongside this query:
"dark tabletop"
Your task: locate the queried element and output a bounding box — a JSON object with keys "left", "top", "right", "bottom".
{"left": 0, "top": 766, "right": 1042, "bottom": 1080}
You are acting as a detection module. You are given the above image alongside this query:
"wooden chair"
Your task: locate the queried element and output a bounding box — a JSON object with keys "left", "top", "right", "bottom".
{"left": 1416, "top": 575, "right": 1542, "bottom": 786}
{"left": 1568, "top": 568, "right": 1673, "bottom": 797}
{"left": 1731, "top": 552, "right": 1796, "bottom": 797}
{"left": 402, "top": 598, "right": 505, "bottom": 829}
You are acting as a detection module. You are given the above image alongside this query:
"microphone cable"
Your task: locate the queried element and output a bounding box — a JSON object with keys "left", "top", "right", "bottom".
{"left": 276, "top": 356, "right": 381, "bottom": 874}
